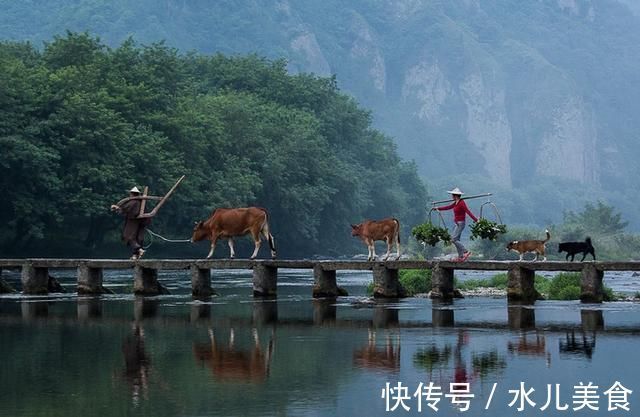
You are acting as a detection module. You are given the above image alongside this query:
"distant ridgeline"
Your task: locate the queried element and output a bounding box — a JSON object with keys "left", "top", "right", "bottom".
{"left": 0, "top": 33, "right": 427, "bottom": 257}
{"left": 0, "top": 0, "right": 639, "bottom": 228}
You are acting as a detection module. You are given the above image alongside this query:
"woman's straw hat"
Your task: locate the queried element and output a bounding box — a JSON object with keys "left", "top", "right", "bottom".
{"left": 129, "top": 186, "right": 141, "bottom": 193}
{"left": 447, "top": 187, "right": 464, "bottom": 195}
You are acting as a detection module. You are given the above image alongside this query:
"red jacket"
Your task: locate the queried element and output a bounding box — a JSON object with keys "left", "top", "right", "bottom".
{"left": 437, "top": 200, "right": 477, "bottom": 223}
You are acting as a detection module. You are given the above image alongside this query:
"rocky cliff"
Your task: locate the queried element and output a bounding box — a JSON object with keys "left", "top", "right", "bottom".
{"left": 1, "top": 0, "right": 639, "bottom": 223}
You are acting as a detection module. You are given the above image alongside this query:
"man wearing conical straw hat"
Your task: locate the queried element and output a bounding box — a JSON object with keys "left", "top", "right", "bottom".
{"left": 110, "top": 186, "right": 151, "bottom": 260}
{"left": 435, "top": 187, "right": 477, "bottom": 262}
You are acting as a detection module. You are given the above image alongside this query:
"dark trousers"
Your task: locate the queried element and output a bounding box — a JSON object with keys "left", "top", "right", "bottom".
{"left": 126, "top": 226, "right": 146, "bottom": 254}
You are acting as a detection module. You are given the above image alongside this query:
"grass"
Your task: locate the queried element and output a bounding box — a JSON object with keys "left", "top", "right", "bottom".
{"left": 367, "top": 270, "right": 617, "bottom": 301}
{"left": 457, "top": 272, "right": 616, "bottom": 301}
{"left": 399, "top": 269, "right": 432, "bottom": 296}
{"left": 366, "top": 269, "right": 432, "bottom": 296}
{"left": 457, "top": 274, "right": 508, "bottom": 291}
{"left": 546, "top": 272, "right": 615, "bottom": 301}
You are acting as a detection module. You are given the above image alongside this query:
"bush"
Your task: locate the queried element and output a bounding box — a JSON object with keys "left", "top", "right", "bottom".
{"left": 412, "top": 223, "right": 451, "bottom": 247}
{"left": 399, "top": 269, "right": 432, "bottom": 296}
{"left": 534, "top": 275, "right": 551, "bottom": 295}
{"left": 555, "top": 285, "right": 582, "bottom": 300}
{"left": 547, "top": 272, "right": 581, "bottom": 300}
{"left": 547, "top": 272, "right": 616, "bottom": 301}
{"left": 470, "top": 219, "right": 507, "bottom": 241}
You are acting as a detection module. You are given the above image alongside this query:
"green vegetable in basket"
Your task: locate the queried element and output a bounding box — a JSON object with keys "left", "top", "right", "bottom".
{"left": 470, "top": 218, "right": 507, "bottom": 241}
{"left": 412, "top": 222, "right": 452, "bottom": 246}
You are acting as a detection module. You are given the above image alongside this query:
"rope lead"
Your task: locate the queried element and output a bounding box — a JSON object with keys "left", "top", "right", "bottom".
{"left": 143, "top": 229, "right": 191, "bottom": 249}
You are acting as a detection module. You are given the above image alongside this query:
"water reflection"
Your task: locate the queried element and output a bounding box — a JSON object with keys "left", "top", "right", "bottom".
{"left": 453, "top": 330, "right": 471, "bottom": 384}
{"left": 431, "top": 300, "right": 454, "bottom": 327}
{"left": 120, "top": 324, "right": 151, "bottom": 406}
{"left": 134, "top": 298, "right": 159, "bottom": 321}
{"left": 471, "top": 350, "right": 507, "bottom": 380}
{"left": 21, "top": 300, "right": 48, "bottom": 319}
{"left": 313, "top": 299, "right": 337, "bottom": 325}
{"left": 507, "top": 332, "right": 547, "bottom": 357}
{"left": 372, "top": 301, "right": 399, "bottom": 328}
{"left": 559, "top": 330, "right": 597, "bottom": 360}
{"left": 190, "top": 302, "right": 211, "bottom": 322}
{"left": 252, "top": 300, "right": 278, "bottom": 325}
{"left": 193, "top": 328, "right": 274, "bottom": 383}
{"left": 353, "top": 330, "right": 400, "bottom": 371}
{"left": 581, "top": 309, "right": 604, "bottom": 331}
{"left": 413, "top": 330, "right": 508, "bottom": 386}
{"left": 507, "top": 304, "right": 536, "bottom": 330}
{"left": 77, "top": 297, "right": 102, "bottom": 320}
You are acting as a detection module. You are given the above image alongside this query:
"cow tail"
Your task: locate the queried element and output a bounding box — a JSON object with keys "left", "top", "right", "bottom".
{"left": 258, "top": 207, "right": 277, "bottom": 253}
{"left": 394, "top": 218, "right": 401, "bottom": 243}
{"left": 544, "top": 229, "right": 551, "bottom": 243}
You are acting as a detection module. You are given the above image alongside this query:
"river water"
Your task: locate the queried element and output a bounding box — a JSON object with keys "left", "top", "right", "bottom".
{"left": 1, "top": 269, "right": 639, "bottom": 417}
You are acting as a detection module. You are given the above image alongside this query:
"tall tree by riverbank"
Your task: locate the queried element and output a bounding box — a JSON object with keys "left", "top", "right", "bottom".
{"left": 0, "top": 32, "right": 427, "bottom": 257}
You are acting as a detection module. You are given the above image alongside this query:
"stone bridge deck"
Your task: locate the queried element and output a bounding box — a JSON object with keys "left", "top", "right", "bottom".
{"left": 0, "top": 259, "right": 637, "bottom": 302}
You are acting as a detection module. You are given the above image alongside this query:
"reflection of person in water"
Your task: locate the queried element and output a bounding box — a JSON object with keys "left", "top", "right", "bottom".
{"left": 121, "top": 324, "right": 151, "bottom": 406}
{"left": 454, "top": 330, "right": 470, "bottom": 384}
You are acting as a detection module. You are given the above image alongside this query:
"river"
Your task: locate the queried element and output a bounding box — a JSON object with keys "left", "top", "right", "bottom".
{"left": 1, "top": 269, "right": 639, "bottom": 416}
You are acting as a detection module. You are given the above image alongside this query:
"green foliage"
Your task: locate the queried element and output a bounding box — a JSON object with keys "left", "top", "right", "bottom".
{"left": 457, "top": 272, "right": 616, "bottom": 301}
{"left": 546, "top": 272, "right": 615, "bottom": 301}
{"left": 470, "top": 218, "right": 507, "bottom": 241}
{"left": 2, "top": 1, "right": 640, "bottom": 233}
{"left": 563, "top": 201, "right": 628, "bottom": 236}
{"left": 534, "top": 276, "right": 551, "bottom": 296}
{"left": 457, "top": 273, "right": 509, "bottom": 290}
{"left": 0, "top": 33, "right": 427, "bottom": 257}
{"left": 412, "top": 222, "right": 451, "bottom": 247}
{"left": 413, "top": 345, "right": 452, "bottom": 371}
{"left": 399, "top": 269, "right": 432, "bottom": 296}
{"left": 472, "top": 351, "right": 507, "bottom": 379}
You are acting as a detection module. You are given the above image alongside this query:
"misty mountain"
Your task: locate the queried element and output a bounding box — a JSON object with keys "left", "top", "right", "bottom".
{"left": 1, "top": 0, "right": 639, "bottom": 227}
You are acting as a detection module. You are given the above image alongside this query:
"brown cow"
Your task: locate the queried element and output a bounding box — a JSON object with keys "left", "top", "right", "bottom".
{"left": 191, "top": 207, "right": 276, "bottom": 259}
{"left": 193, "top": 328, "right": 274, "bottom": 383}
{"left": 351, "top": 218, "right": 400, "bottom": 261}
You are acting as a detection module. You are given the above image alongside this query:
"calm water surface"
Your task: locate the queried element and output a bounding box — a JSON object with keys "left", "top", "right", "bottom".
{"left": 1, "top": 268, "right": 639, "bottom": 417}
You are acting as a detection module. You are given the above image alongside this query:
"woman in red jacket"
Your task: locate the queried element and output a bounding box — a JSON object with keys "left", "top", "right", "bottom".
{"left": 436, "top": 188, "right": 477, "bottom": 262}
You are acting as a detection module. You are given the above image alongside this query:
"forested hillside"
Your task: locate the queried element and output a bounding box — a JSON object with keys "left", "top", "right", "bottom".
{"left": 0, "top": 33, "right": 426, "bottom": 257}
{"left": 1, "top": 0, "right": 639, "bottom": 228}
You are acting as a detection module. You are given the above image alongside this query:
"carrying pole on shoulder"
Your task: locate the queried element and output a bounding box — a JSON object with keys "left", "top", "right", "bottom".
{"left": 430, "top": 192, "right": 492, "bottom": 206}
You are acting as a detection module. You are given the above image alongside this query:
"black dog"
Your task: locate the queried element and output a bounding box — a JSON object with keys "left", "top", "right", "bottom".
{"left": 558, "top": 237, "right": 596, "bottom": 261}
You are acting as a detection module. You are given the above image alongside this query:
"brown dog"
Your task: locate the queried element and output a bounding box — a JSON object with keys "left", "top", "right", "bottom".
{"left": 506, "top": 230, "right": 551, "bottom": 261}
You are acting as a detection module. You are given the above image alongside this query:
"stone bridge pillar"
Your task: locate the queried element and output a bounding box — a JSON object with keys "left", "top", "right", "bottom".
{"left": 580, "top": 264, "right": 604, "bottom": 303}
{"left": 77, "top": 265, "right": 109, "bottom": 294}
{"left": 372, "top": 266, "right": 402, "bottom": 298}
{"left": 21, "top": 263, "right": 49, "bottom": 295}
{"left": 430, "top": 264, "right": 454, "bottom": 299}
{"left": 191, "top": 265, "right": 215, "bottom": 297}
{"left": 253, "top": 264, "right": 277, "bottom": 297}
{"left": 134, "top": 266, "right": 169, "bottom": 296}
{"left": 507, "top": 266, "right": 539, "bottom": 303}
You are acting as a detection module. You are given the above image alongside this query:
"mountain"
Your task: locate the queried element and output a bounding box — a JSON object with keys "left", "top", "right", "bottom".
{"left": 1, "top": 0, "right": 639, "bottom": 227}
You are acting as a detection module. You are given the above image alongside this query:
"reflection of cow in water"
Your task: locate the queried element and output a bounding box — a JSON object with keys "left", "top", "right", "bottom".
{"left": 508, "top": 332, "right": 547, "bottom": 357}
{"left": 193, "top": 328, "right": 274, "bottom": 383}
{"left": 559, "top": 330, "right": 596, "bottom": 360}
{"left": 353, "top": 330, "right": 400, "bottom": 371}
{"left": 508, "top": 332, "right": 551, "bottom": 367}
